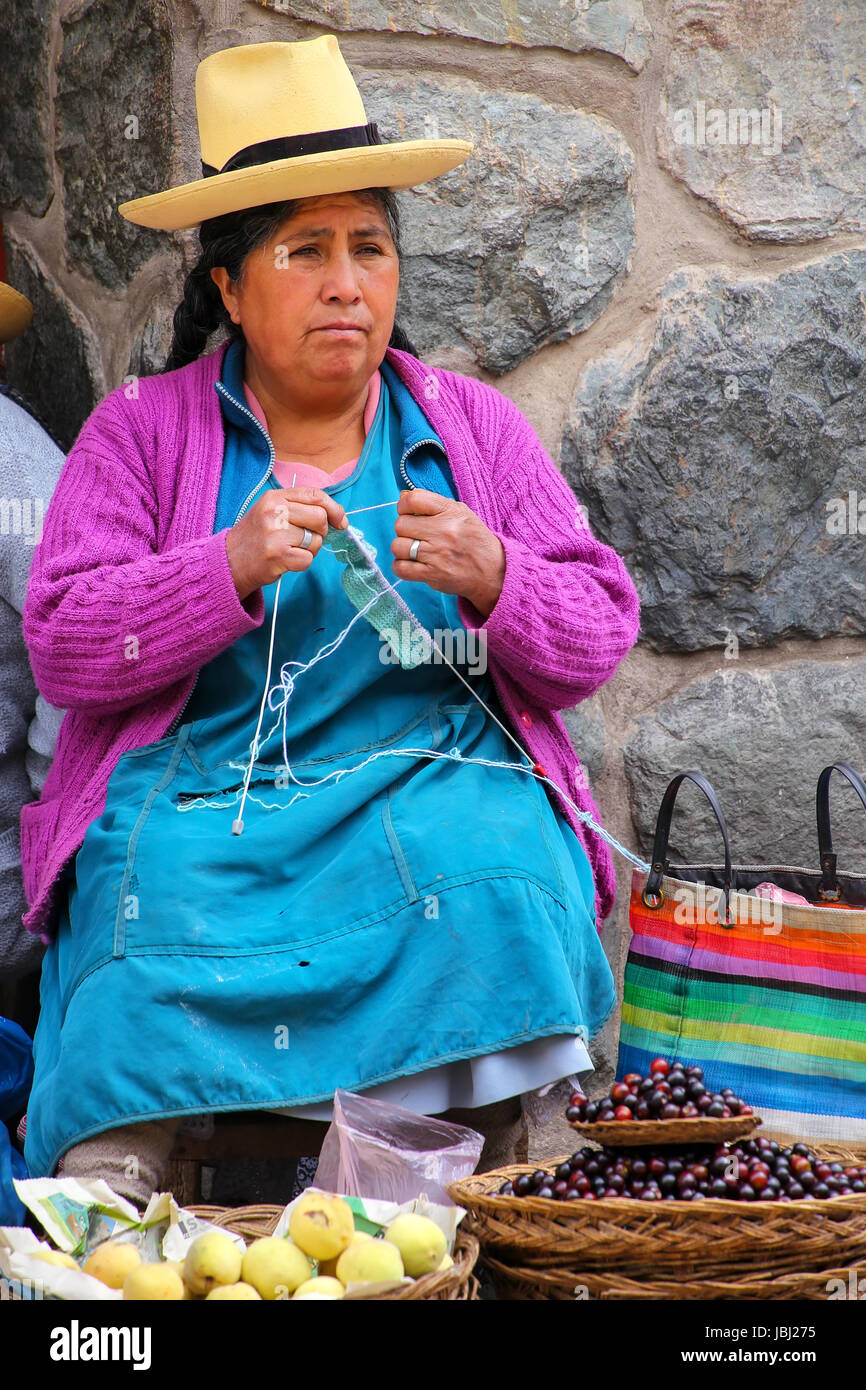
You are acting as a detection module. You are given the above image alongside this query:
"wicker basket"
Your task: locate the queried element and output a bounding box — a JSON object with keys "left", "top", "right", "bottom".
{"left": 569, "top": 1115, "right": 760, "bottom": 1147}
{"left": 185, "top": 1203, "right": 480, "bottom": 1301}
{"left": 481, "top": 1252, "right": 866, "bottom": 1301}
{"left": 447, "top": 1148, "right": 866, "bottom": 1281}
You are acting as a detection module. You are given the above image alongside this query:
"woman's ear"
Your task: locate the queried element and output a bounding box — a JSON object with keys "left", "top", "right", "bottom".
{"left": 210, "top": 266, "right": 240, "bottom": 324}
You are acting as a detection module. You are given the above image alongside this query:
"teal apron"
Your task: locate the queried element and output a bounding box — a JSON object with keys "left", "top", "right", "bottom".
{"left": 25, "top": 343, "right": 615, "bottom": 1177}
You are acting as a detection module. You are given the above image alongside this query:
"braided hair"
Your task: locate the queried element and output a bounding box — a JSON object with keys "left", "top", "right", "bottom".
{"left": 162, "top": 186, "right": 417, "bottom": 372}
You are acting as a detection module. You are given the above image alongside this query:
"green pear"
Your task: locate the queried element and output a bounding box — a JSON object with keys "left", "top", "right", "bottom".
{"left": 384, "top": 1214, "right": 447, "bottom": 1277}
{"left": 241, "top": 1237, "right": 312, "bottom": 1299}
{"left": 318, "top": 1230, "right": 372, "bottom": 1278}
{"left": 123, "top": 1264, "right": 186, "bottom": 1301}
{"left": 336, "top": 1238, "right": 404, "bottom": 1286}
{"left": 289, "top": 1191, "right": 355, "bottom": 1261}
{"left": 205, "top": 1281, "right": 261, "bottom": 1300}
{"left": 183, "top": 1231, "right": 243, "bottom": 1296}
{"left": 82, "top": 1241, "right": 142, "bottom": 1289}
{"left": 292, "top": 1275, "right": 345, "bottom": 1299}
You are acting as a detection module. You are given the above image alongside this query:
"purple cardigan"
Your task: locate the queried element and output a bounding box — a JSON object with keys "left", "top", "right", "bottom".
{"left": 21, "top": 342, "right": 640, "bottom": 941}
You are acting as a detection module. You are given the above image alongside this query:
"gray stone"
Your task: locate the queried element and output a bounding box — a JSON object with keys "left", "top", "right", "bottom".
{"left": 259, "top": 0, "right": 652, "bottom": 70}
{"left": 56, "top": 0, "right": 173, "bottom": 288}
{"left": 0, "top": 5, "right": 55, "bottom": 215}
{"left": 658, "top": 0, "right": 866, "bottom": 242}
{"left": 562, "top": 696, "right": 606, "bottom": 790}
{"left": 561, "top": 251, "right": 866, "bottom": 652}
{"left": 3, "top": 240, "right": 102, "bottom": 455}
{"left": 127, "top": 304, "right": 177, "bottom": 382}
{"left": 623, "top": 660, "right": 866, "bottom": 871}
{"left": 363, "top": 73, "right": 634, "bottom": 374}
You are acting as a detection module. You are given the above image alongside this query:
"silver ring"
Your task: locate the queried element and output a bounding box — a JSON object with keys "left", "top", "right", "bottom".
{"left": 408, "top": 538, "right": 421, "bottom": 562}
{"left": 299, "top": 528, "right": 313, "bottom": 551}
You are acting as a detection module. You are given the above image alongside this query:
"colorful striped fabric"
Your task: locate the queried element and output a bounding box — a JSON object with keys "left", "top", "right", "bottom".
{"left": 616, "top": 869, "right": 866, "bottom": 1144}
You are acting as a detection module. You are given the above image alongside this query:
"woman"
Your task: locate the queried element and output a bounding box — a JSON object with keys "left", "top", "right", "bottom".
{"left": 20, "top": 37, "right": 640, "bottom": 1204}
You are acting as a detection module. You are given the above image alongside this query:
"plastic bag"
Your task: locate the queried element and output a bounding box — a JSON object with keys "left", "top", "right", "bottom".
{"left": 314, "top": 1089, "right": 484, "bottom": 1206}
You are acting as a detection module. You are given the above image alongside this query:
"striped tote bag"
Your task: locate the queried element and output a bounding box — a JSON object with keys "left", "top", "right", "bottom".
{"left": 616, "top": 766, "right": 866, "bottom": 1145}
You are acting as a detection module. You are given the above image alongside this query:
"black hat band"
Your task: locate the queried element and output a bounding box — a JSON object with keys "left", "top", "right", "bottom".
{"left": 201, "top": 121, "right": 383, "bottom": 177}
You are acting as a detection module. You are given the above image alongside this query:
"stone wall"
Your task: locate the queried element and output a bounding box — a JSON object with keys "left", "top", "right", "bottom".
{"left": 3, "top": 2, "right": 865, "bottom": 1136}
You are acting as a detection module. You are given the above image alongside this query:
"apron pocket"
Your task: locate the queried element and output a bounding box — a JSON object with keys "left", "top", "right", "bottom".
{"left": 382, "top": 702, "right": 568, "bottom": 909}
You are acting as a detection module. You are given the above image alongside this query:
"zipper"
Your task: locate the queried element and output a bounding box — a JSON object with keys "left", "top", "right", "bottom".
{"left": 216, "top": 380, "right": 277, "bottom": 524}
{"left": 166, "top": 381, "right": 276, "bottom": 736}
{"left": 399, "top": 437, "right": 441, "bottom": 490}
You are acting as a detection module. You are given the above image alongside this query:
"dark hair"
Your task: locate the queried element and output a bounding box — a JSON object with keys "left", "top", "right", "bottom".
{"left": 162, "top": 186, "right": 416, "bottom": 372}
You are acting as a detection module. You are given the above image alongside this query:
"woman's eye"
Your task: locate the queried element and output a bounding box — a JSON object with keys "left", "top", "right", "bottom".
{"left": 292, "top": 244, "right": 383, "bottom": 256}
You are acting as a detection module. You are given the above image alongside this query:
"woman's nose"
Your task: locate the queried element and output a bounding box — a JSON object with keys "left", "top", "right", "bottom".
{"left": 321, "top": 246, "right": 363, "bottom": 301}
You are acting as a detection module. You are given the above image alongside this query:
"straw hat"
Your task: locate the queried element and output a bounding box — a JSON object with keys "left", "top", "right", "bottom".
{"left": 117, "top": 35, "right": 473, "bottom": 232}
{"left": 0, "top": 282, "right": 33, "bottom": 344}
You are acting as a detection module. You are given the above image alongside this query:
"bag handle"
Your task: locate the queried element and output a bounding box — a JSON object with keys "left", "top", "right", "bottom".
{"left": 816, "top": 761, "right": 866, "bottom": 901}
{"left": 642, "top": 770, "right": 735, "bottom": 926}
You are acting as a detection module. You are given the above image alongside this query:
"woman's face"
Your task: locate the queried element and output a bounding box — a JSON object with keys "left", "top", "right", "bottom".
{"left": 211, "top": 191, "right": 399, "bottom": 399}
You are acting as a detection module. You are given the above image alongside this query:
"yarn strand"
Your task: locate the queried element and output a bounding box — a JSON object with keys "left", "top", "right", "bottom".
{"left": 208, "top": 493, "right": 648, "bottom": 873}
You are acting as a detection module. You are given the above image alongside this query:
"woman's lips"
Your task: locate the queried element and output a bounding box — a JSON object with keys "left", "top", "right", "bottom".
{"left": 314, "top": 326, "right": 365, "bottom": 337}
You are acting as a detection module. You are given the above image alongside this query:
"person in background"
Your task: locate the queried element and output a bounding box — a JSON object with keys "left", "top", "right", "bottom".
{"left": 0, "top": 280, "right": 65, "bottom": 1194}
{"left": 0, "top": 282, "right": 65, "bottom": 1026}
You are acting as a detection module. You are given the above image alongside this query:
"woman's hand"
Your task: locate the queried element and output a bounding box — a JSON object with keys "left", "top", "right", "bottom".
{"left": 392, "top": 490, "right": 506, "bottom": 620}
{"left": 225, "top": 486, "right": 348, "bottom": 602}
